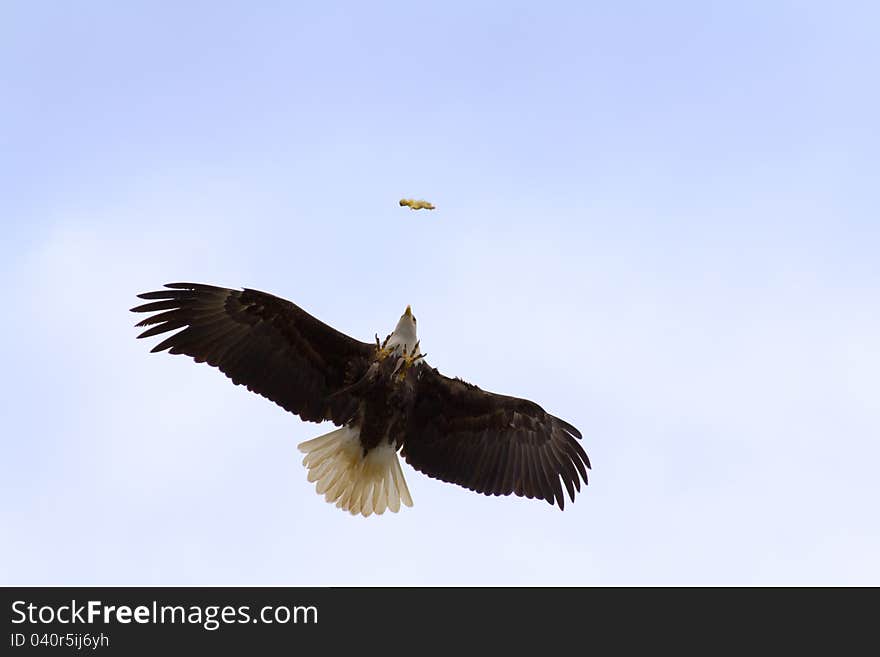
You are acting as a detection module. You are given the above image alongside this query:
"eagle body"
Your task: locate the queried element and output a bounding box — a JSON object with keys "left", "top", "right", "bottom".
{"left": 353, "top": 356, "right": 417, "bottom": 454}
{"left": 132, "top": 283, "right": 590, "bottom": 516}
{"left": 299, "top": 346, "right": 422, "bottom": 515}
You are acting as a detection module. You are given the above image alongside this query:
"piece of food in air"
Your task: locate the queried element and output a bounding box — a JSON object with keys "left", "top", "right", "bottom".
{"left": 399, "top": 198, "right": 436, "bottom": 211}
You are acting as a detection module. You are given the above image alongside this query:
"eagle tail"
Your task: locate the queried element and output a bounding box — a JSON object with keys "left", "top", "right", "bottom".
{"left": 297, "top": 426, "right": 413, "bottom": 517}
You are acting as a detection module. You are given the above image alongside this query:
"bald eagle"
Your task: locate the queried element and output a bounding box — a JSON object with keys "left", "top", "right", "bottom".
{"left": 131, "top": 283, "right": 590, "bottom": 516}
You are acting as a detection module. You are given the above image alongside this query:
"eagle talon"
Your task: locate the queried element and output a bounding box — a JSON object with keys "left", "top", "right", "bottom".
{"left": 393, "top": 349, "right": 426, "bottom": 381}
{"left": 375, "top": 334, "right": 395, "bottom": 360}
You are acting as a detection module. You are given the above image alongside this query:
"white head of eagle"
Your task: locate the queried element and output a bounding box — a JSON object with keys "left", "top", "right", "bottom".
{"left": 384, "top": 305, "right": 419, "bottom": 355}
{"left": 132, "top": 283, "right": 590, "bottom": 517}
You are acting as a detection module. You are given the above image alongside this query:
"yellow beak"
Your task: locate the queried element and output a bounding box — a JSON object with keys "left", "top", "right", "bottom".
{"left": 404, "top": 305, "right": 412, "bottom": 318}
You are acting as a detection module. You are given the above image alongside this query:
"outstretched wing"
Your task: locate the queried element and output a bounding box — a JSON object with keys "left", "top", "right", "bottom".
{"left": 402, "top": 369, "right": 590, "bottom": 509}
{"left": 131, "top": 283, "right": 375, "bottom": 424}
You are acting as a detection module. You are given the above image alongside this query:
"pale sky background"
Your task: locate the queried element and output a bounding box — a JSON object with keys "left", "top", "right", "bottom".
{"left": 2, "top": 2, "right": 878, "bottom": 585}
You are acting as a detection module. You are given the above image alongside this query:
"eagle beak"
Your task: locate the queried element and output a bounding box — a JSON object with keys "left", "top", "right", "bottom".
{"left": 404, "top": 305, "right": 413, "bottom": 318}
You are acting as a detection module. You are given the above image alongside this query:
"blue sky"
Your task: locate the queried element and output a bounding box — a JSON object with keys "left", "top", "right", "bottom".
{"left": 2, "top": 1, "right": 878, "bottom": 585}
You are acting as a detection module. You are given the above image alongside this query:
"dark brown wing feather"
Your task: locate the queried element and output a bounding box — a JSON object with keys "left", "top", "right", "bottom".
{"left": 402, "top": 368, "right": 590, "bottom": 509}
{"left": 131, "top": 283, "right": 375, "bottom": 424}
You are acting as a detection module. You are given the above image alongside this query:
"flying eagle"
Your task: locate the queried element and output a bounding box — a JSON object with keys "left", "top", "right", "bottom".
{"left": 131, "top": 283, "right": 590, "bottom": 516}
{"left": 399, "top": 198, "right": 435, "bottom": 210}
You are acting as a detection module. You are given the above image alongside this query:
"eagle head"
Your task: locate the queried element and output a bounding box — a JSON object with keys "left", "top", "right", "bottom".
{"left": 386, "top": 305, "right": 418, "bottom": 353}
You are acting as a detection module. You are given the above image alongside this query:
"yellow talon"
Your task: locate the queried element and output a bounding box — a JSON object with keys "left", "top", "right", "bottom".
{"left": 375, "top": 334, "right": 396, "bottom": 360}
{"left": 393, "top": 347, "right": 426, "bottom": 382}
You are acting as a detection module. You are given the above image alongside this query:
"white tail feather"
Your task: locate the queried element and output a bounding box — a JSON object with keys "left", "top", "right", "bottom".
{"left": 297, "top": 426, "right": 413, "bottom": 517}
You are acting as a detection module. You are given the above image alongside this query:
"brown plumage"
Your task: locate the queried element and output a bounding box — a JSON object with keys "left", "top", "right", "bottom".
{"left": 403, "top": 376, "right": 590, "bottom": 509}
{"left": 132, "top": 283, "right": 374, "bottom": 425}
{"left": 131, "top": 282, "right": 590, "bottom": 513}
